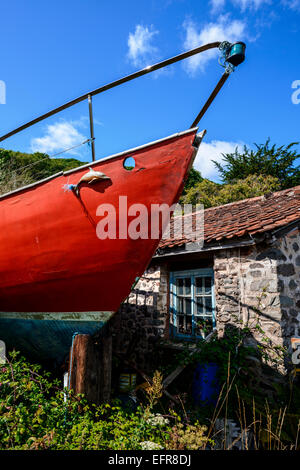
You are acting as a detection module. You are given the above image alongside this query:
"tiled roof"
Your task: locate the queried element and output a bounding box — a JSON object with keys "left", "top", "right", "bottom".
{"left": 159, "top": 186, "right": 300, "bottom": 249}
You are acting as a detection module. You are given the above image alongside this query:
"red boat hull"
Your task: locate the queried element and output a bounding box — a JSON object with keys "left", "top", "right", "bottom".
{"left": 0, "top": 129, "right": 200, "bottom": 313}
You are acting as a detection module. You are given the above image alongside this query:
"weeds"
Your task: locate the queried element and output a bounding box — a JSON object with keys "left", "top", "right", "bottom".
{"left": 0, "top": 351, "right": 299, "bottom": 450}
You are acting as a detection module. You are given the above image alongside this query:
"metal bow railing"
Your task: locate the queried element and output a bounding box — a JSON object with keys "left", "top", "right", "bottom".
{"left": 0, "top": 41, "right": 245, "bottom": 162}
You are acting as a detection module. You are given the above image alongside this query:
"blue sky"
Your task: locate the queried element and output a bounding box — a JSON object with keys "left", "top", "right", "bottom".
{"left": 0, "top": 0, "right": 299, "bottom": 181}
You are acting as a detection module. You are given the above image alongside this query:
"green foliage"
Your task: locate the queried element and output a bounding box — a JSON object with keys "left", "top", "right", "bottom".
{"left": 181, "top": 178, "right": 220, "bottom": 207}
{"left": 181, "top": 174, "right": 280, "bottom": 208}
{"left": 0, "top": 148, "right": 85, "bottom": 195}
{"left": 213, "top": 139, "right": 300, "bottom": 189}
{"left": 176, "top": 329, "right": 254, "bottom": 386}
{"left": 182, "top": 167, "right": 203, "bottom": 195}
{"left": 181, "top": 139, "right": 299, "bottom": 207}
{"left": 1, "top": 351, "right": 299, "bottom": 450}
{"left": 0, "top": 353, "right": 211, "bottom": 450}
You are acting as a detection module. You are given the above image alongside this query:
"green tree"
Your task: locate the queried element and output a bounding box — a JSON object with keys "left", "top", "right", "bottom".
{"left": 213, "top": 139, "right": 300, "bottom": 190}
{"left": 181, "top": 178, "right": 220, "bottom": 207}
{"left": 182, "top": 174, "right": 281, "bottom": 208}
{"left": 0, "top": 148, "right": 86, "bottom": 194}
{"left": 182, "top": 167, "right": 203, "bottom": 195}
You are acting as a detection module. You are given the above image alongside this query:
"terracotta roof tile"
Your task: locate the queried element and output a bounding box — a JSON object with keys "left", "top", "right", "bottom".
{"left": 159, "top": 185, "right": 300, "bottom": 250}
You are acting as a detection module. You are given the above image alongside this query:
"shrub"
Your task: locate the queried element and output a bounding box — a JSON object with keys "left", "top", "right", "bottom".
{"left": 181, "top": 174, "right": 281, "bottom": 208}
{"left": 0, "top": 352, "right": 211, "bottom": 450}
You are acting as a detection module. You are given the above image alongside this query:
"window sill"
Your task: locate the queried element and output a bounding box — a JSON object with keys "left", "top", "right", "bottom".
{"left": 158, "top": 338, "right": 202, "bottom": 351}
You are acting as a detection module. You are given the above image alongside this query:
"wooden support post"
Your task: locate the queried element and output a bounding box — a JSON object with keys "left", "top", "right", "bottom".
{"left": 68, "top": 332, "right": 112, "bottom": 404}
{"left": 69, "top": 334, "right": 100, "bottom": 402}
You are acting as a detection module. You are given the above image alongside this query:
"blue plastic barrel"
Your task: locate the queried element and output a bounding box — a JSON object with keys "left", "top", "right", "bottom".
{"left": 192, "top": 362, "right": 220, "bottom": 406}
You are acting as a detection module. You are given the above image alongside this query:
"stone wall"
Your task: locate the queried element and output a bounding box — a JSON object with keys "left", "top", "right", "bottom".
{"left": 111, "top": 224, "right": 300, "bottom": 377}
{"left": 276, "top": 227, "right": 300, "bottom": 344}
{"left": 111, "top": 264, "right": 168, "bottom": 371}
{"left": 214, "top": 245, "right": 285, "bottom": 377}
{"left": 214, "top": 225, "right": 300, "bottom": 376}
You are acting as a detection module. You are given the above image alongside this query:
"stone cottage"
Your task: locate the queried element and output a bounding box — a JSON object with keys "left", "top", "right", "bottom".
{"left": 111, "top": 186, "right": 300, "bottom": 378}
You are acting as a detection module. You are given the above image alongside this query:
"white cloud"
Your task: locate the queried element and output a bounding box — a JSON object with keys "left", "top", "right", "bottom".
{"left": 71, "top": 115, "right": 103, "bottom": 128}
{"left": 234, "top": 0, "right": 272, "bottom": 9}
{"left": 210, "top": 0, "right": 226, "bottom": 13}
{"left": 182, "top": 16, "right": 247, "bottom": 75}
{"left": 127, "top": 24, "right": 159, "bottom": 68}
{"left": 210, "top": 0, "right": 272, "bottom": 12}
{"left": 30, "top": 120, "right": 87, "bottom": 156}
{"left": 232, "top": 0, "right": 271, "bottom": 10}
{"left": 282, "top": 0, "right": 300, "bottom": 10}
{"left": 194, "top": 139, "right": 244, "bottom": 181}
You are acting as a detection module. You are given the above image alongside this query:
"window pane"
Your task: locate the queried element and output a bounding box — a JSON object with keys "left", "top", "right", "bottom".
{"left": 177, "top": 315, "right": 192, "bottom": 335}
{"left": 185, "top": 298, "right": 192, "bottom": 315}
{"left": 177, "top": 297, "right": 183, "bottom": 314}
{"left": 196, "top": 298, "right": 204, "bottom": 315}
{"left": 176, "top": 277, "right": 191, "bottom": 296}
{"left": 204, "top": 277, "right": 212, "bottom": 294}
{"left": 184, "top": 278, "right": 191, "bottom": 296}
{"left": 195, "top": 277, "right": 203, "bottom": 294}
{"left": 176, "top": 278, "right": 183, "bottom": 296}
{"left": 196, "top": 276, "right": 212, "bottom": 295}
{"left": 177, "top": 297, "right": 192, "bottom": 315}
{"left": 205, "top": 296, "right": 212, "bottom": 314}
{"left": 177, "top": 315, "right": 184, "bottom": 333}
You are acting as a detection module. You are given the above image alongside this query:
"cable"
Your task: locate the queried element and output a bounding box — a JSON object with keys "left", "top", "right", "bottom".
{"left": 1, "top": 138, "right": 93, "bottom": 176}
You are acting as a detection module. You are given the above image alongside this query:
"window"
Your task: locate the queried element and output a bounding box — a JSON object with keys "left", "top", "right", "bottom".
{"left": 170, "top": 268, "right": 215, "bottom": 339}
